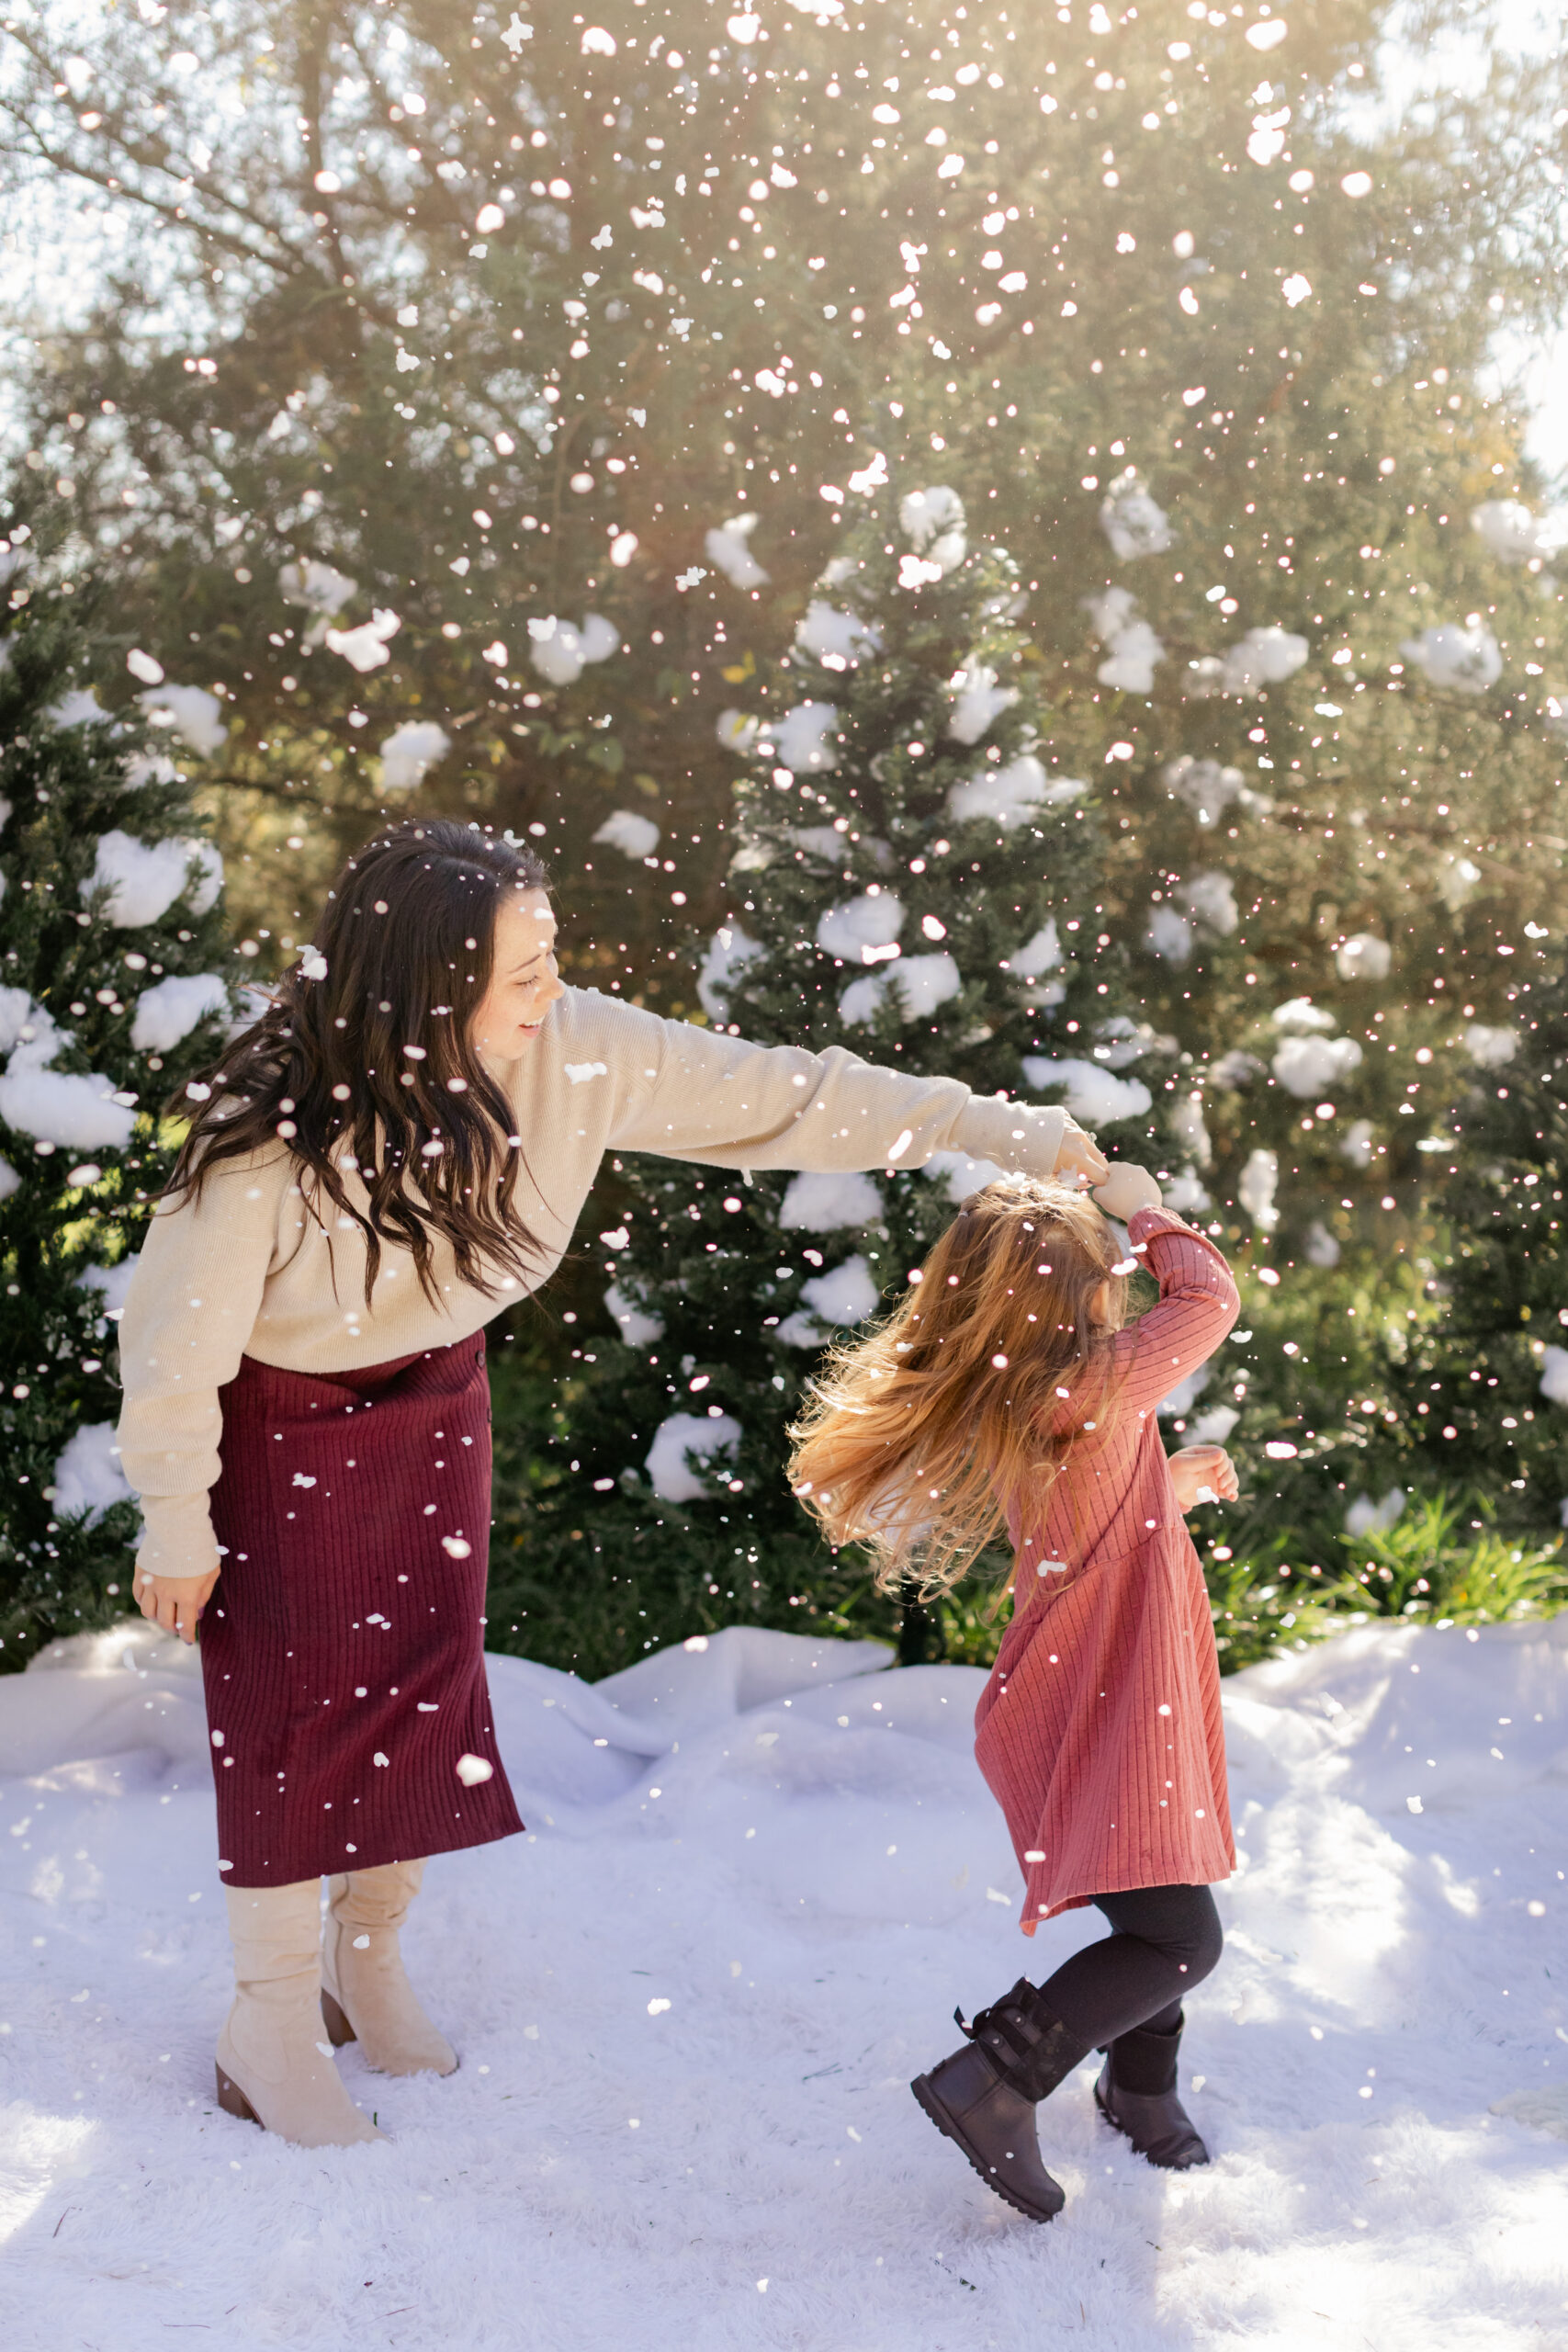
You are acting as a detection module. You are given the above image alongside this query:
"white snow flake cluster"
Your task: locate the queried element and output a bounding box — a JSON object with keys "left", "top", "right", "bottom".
{"left": 527, "top": 613, "right": 620, "bottom": 685}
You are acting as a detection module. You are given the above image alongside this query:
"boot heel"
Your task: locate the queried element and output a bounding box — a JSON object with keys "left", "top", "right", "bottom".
{"left": 321, "top": 1989, "right": 355, "bottom": 2047}
{"left": 216, "top": 2063, "right": 259, "bottom": 2125}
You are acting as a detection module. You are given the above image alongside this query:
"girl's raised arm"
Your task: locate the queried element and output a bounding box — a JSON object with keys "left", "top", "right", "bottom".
{"left": 1108, "top": 1205, "right": 1241, "bottom": 1427}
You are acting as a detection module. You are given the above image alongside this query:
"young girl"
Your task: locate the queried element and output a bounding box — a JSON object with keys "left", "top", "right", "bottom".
{"left": 789, "top": 1161, "right": 1240, "bottom": 2222}
{"left": 116, "top": 818, "right": 1108, "bottom": 2148}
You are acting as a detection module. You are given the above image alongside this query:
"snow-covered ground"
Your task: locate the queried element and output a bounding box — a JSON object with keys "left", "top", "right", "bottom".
{"left": 1, "top": 1611, "right": 1563, "bottom": 2351}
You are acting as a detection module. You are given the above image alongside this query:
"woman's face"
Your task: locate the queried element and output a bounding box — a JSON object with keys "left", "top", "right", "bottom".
{"left": 469, "top": 888, "right": 564, "bottom": 1058}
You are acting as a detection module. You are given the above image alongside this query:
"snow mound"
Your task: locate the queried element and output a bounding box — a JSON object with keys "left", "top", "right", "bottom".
{"left": 3, "top": 1613, "right": 1564, "bottom": 2347}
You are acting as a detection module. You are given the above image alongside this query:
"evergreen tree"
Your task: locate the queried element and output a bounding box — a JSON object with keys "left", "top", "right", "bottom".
{"left": 1389, "top": 942, "right": 1568, "bottom": 1536}
{"left": 488, "top": 486, "right": 1176, "bottom": 1674}
{"left": 0, "top": 590, "right": 239, "bottom": 1664}
{"left": 7, "top": 0, "right": 1567, "bottom": 1654}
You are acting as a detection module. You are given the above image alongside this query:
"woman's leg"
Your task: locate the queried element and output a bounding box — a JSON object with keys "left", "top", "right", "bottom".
{"left": 216, "top": 1880, "right": 384, "bottom": 2146}
{"left": 1032, "top": 1883, "right": 1224, "bottom": 2047}
{"left": 321, "top": 1859, "right": 457, "bottom": 2076}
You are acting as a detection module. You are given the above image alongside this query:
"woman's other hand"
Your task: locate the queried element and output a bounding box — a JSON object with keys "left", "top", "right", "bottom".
{"left": 1167, "top": 1444, "right": 1239, "bottom": 1513}
{"left": 135, "top": 1566, "right": 220, "bottom": 1645}
{"left": 1054, "top": 1117, "right": 1109, "bottom": 1188}
{"left": 1092, "top": 1160, "right": 1163, "bottom": 1222}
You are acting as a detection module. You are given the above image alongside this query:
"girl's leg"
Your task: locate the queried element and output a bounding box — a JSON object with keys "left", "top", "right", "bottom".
{"left": 321, "top": 1859, "right": 457, "bottom": 2076}
{"left": 1032, "top": 1883, "right": 1223, "bottom": 2047}
{"left": 1032, "top": 1884, "right": 1223, "bottom": 2171}
{"left": 216, "top": 1880, "right": 384, "bottom": 2146}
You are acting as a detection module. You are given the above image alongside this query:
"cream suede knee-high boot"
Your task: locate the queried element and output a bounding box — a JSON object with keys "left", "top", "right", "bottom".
{"left": 320, "top": 1860, "right": 457, "bottom": 2077}
{"left": 216, "top": 1882, "right": 385, "bottom": 2146}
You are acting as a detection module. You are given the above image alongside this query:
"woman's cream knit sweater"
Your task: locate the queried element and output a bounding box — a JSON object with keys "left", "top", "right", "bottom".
{"left": 116, "top": 987, "right": 1073, "bottom": 1583}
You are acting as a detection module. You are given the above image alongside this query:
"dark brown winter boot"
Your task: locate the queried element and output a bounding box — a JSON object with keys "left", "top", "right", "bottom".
{"left": 1094, "top": 2013, "right": 1210, "bottom": 2169}
{"left": 911, "top": 1979, "right": 1094, "bottom": 2223}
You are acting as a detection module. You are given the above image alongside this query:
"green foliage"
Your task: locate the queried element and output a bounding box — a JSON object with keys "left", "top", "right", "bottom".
{"left": 1393, "top": 949, "right": 1568, "bottom": 1530}
{"left": 485, "top": 506, "right": 1170, "bottom": 1676}
{"left": 5, "top": 0, "right": 1568, "bottom": 1675}
{"left": 1190, "top": 1487, "right": 1568, "bottom": 1673}
{"left": 0, "top": 602, "right": 241, "bottom": 1665}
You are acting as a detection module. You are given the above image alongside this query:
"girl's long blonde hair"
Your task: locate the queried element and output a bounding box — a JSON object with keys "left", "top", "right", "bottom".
{"left": 787, "top": 1176, "right": 1129, "bottom": 1600}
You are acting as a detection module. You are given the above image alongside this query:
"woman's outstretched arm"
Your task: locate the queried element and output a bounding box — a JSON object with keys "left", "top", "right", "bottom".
{"left": 592, "top": 992, "right": 1106, "bottom": 1186}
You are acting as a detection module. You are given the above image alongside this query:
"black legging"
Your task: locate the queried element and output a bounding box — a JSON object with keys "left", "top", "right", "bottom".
{"left": 1034, "top": 1883, "right": 1223, "bottom": 2049}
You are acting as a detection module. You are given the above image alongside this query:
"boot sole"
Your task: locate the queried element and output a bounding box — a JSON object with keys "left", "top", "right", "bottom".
{"left": 910, "top": 2074, "right": 1065, "bottom": 2224}
{"left": 321, "top": 1990, "right": 356, "bottom": 2048}
{"left": 215, "top": 2063, "right": 261, "bottom": 2127}
{"left": 1092, "top": 2079, "right": 1210, "bottom": 2170}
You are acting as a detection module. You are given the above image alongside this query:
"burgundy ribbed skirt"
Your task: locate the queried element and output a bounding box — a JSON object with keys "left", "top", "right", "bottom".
{"left": 200, "top": 1339, "right": 523, "bottom": 1887}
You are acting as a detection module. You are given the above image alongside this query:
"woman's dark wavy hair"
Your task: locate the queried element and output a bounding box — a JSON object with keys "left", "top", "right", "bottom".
{"left": 165, "top": 819, "right": 552, "bottom": 1306}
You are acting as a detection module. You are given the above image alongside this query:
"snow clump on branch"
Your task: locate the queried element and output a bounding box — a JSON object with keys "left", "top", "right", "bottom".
{"left": 1470, "top": 502, "right": 1568, "bottom": 564}
{"left": 527, "top": 613, "right": 620, "bottom": 685}
{"left": 898, "top": 485, "right": 966, "bottom": 574}
{"left": 947, "top": 658, "right": 1020, "bottom": 743}
{"left": 772, "top": 701, "right": 841, "bottom": 773}
{"left": 839, "top": 951, "right": 961, "bottom": 1026}
{"left": 1100, "top": 481, "right": 1174, "bottom": 560}
{"left": 137, "top": 683, "right": 227, "bottom": 756}
{"left": 1219, "top": 627, "right": 1309, "bottom": 696}
{"left": 778, "top": 1170, "right": 883, "bottom": 1231}
{"left": 82, "top": 831, "right": 222, "bottom": 928}
{"left": 378, "top": 720, "right": 452, "bottom": 794}
{"left": 704, "top": 513, "right": 770, "bottom": 589}
{"left": 696, "top": 924, "right": 765, "bottom": 1019}
{"left": 1402, "top": 624, "right": 1503, "bottom": 694}
{"left": 592, "top": 809, "right": 661, "bottom": 859}
{"left": 1019, "top": 1055, "right": 1153, "bottom": 1125}
{"left": 323, "top": 609, "right": 402, "bottom": 675}
{"left": 645, "top": 1411, "right": 741, "bottom": 1502}
{"left": 279, "top": 559, "right": 357, "bottom": 647}
{"left": 1335, "top": 933, "right": 1392, "bottom": 982}
{"left": 128, "top": 973, "right": 229, "bottom": 1054}
{"left": 946, "top": 753, "right": 1082, "bottom": 831}
{"left": 1086, "top": 587, "right": 1165, "bottom": 695}
{"left": 50, "top": 1422, "right": 134, "bottom": 1523}
{"left": 794, "top": 602, "right": 879, "bottom": 669}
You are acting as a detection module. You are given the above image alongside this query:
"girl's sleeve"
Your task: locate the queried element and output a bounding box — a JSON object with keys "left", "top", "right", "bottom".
{"left": 599, "top": 996, "right": 1073, "bottom": 1180}
{"left": 114, "top": 1148, "right": 290, "bottom": 1583}
{"left": 1105, "top": 1206, "right": 1241, "bottom": 1426}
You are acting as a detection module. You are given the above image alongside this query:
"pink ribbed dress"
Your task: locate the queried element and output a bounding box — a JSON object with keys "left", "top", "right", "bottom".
{"left": 973, "top": 1208, "right": 1241, "bottom": 1930}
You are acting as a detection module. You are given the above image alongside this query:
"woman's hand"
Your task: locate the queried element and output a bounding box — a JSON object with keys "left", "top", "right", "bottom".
{"left": 135, "top": 1565, "right": 220, "bottom": 1645}
{"left": 1093, "top": 1160, "right": 1163, "bottom": 1222}
{"left": 1167, "top": 1444, "right": 1239, "bottom": 1513}
{"left": 1054, "top": 1116, "right": 1109, "bottom": 1188}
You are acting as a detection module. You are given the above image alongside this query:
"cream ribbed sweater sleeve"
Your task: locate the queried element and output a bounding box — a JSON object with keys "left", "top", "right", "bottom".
{"left": 115, "top": 1147, "right": 294, "bottom": 1584}
{"left": 595, "top": 997, "right": 1071, "bottom": 1178}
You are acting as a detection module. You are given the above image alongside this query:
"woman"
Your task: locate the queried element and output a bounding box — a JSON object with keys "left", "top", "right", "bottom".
{"left": 117, "top": 818, "right": 1107, "bottom": 2147}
